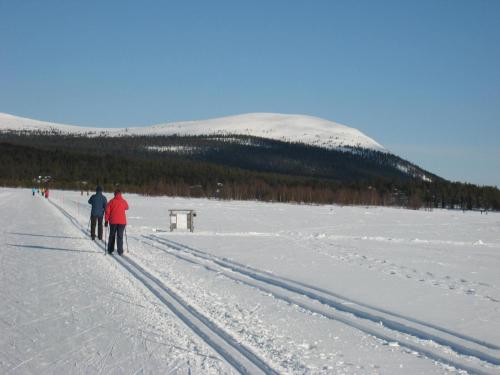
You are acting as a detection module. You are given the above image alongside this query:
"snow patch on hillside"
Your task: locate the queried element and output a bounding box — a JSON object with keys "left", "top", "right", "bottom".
{"left": 396, "top": 163, "right": 433, "bottom": 183}
{"left": 146, "top": 145, "right": 198, "bottom": 154}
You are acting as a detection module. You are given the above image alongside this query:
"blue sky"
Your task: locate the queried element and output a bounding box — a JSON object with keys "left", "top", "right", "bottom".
{"left": 1, "top": 0, "right": 499, "bottom": 186}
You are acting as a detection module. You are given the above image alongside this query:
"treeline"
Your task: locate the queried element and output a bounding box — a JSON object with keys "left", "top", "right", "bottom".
{"left": 1, "top": 136, "right": 499, "bottom": 210}
{"left": 0, "top": 132, "right": 435, "bottom": 183}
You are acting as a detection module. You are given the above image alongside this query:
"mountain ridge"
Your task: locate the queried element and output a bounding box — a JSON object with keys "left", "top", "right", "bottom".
{"left": 1, "top": 114, "right": 499, "bottom": 209}
{"left": 0, "top": 112, "right": 386, "bottom": 152}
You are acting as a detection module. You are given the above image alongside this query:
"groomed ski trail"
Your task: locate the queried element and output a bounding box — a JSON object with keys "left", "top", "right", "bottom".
{"left": 44, "top": 192, "right": 500, "bottom": 375}
{"left": 47, "top": 198, "right": 279, "bottom": 375}
{"left": 145, "top": 236, "right": 499, "bottom": 351}
{"left": 0, "top": 190, "right": 233, "bottom": 374}
{"left": 134, "top": 236, "right": 500, "bottom": 375}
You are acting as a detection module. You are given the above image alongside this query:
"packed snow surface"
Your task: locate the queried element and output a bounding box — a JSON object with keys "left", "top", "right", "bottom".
{"left": 2, "top": 188, "right": 500, "bottom": 374}
{"left": 0, "top": 112, "right": 386, "bottom": 151}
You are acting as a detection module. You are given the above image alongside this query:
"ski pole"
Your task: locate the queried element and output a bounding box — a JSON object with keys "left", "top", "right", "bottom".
{"left": 104, "top": 225, "right": 108, "bottom": 255}
{"left": 87, "top": 216, "right": 91, "bottom": 234}
{"left": 125, "top": 227, "right": 129, "bottom": 253}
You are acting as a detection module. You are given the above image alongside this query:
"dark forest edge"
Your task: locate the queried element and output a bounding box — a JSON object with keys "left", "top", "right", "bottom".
{"left": 1, "top": 132, "right": 499, "bottom": 211}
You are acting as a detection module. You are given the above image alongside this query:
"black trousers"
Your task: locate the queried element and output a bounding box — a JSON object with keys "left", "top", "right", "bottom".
{"left": 108, "top": 224, "right": 126, "bottom": 254}
{"left": 90, "top": 216, "right": 103, "bottom": 240}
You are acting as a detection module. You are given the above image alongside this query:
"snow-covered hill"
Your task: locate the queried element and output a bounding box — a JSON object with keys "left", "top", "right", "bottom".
{"left": 0, "top": 112, "right": 386, "bottom": 151}
{"left": 0, "top": 112, "right": 97, "bottom": 134}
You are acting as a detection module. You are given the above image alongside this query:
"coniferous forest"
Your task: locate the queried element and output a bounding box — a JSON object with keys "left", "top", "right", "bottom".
{"left": 1, "top": 131, "right": 499, "bottom": 210}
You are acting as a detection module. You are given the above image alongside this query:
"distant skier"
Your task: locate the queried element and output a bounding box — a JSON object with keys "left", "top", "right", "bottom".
{"left": 32, "top": 187, "right": 36, "bottom": 196}
{"left": 105, "top": 189, "right": 129, "bottom": 255}
{"left": 44, "top": 188, "right": 49, "bottom": 199}
{"left": 88, "top": 186, "right": 107, "bottom": 241}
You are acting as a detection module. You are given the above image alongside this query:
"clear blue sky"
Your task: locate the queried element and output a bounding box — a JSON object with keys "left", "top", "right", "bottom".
{"left": 1, "top": 0, "right": 499, "bottom": 186}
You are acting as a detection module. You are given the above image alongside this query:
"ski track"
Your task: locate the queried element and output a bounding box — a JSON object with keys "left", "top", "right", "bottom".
{"left": 144, "top": 235, "right": 500, "bottom": 349}
{"left": 137, "top": 234, "right": 500, "bottom": 374}
{"left": 153, "top": 226, "right": 500, "bottom": 305}
{"left": 47, "top": 196, "right": 500, "bottom": 375}
{"left": 47, "top": 198, "right": 279, "bottom": 375}
{"left": 275, "top": 231, "right": 500, "bottom": 305}
{"left": 1, "top": 193, "right": 233, "bottom": 375}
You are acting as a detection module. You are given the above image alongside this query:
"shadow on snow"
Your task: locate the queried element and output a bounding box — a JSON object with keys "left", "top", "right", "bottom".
{"left": 7, "top": 244, "right": 100, "bottom": 254}
{"left": 8, "top": 232, "right": 87, "bottom": 240}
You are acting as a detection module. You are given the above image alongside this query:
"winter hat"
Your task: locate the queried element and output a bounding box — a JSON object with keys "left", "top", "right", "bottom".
{"left": 96, "top": 185, "right": 103, "bottom": 192}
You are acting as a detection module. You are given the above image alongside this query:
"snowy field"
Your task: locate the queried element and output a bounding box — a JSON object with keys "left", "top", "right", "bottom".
{"left": 1, "top": 187, "right": 499, "bottom": 374}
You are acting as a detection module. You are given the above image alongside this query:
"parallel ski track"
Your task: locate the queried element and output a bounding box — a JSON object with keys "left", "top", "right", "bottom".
{"left": 145, "top": 236, "right": 500, "bottom": 349}
{"left": 48, "top": 199, "right": 278, "bottom": 375}
{"left": 139, "top": 234, "right": 500, "bottom": 375}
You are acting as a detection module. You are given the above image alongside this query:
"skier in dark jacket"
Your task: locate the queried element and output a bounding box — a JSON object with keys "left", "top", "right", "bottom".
{"left": 88, "top": 186, "right": 107, "bottom": 240}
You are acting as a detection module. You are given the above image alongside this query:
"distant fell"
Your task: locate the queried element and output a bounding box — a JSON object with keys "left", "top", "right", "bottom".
{"left": 0, "top": 112, "right": 385, "bottom": 151}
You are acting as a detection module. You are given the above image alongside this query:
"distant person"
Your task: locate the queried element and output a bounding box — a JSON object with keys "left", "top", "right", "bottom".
{"left": 88, "top": 186, "right": 107, "bottom": 241}
{"left": 32, "top": 187, "right": 36, "bottom": 196}
{"left": 105, "top": 189, "right": 129, "bottom": 255}
{"left": 44, "top": 188, "right": 49, "bottom": 199}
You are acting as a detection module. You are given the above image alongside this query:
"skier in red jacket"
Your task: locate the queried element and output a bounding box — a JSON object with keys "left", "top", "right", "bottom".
{"left": 105, "top": 189, "right": 129, "bottom": 255}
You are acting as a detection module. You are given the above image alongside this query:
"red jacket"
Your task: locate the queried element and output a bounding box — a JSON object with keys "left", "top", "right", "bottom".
{"left": 105, "top": 193, "right": 129, "bottom": 224}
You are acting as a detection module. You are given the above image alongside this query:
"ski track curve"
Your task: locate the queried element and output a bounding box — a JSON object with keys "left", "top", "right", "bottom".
{"left": 145, "top": 236, "right": 500, "bottom": 349}
{"left": 147, "top": 235, "right": 500, "bottom": 349}
{"left": 137, "top": 235, "right": 500, "bottom": 375}
{"left": 47, "top": 198, "right": 279, "bottom": 375}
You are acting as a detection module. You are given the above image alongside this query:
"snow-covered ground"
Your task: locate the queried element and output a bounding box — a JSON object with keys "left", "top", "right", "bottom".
{"left": 1, "top": 187, "right": 499, "bottom": 374}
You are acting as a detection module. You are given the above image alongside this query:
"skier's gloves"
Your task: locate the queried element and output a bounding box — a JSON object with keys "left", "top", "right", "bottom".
{"left": 105, "top": 221, "right": 108, "bottom": 227}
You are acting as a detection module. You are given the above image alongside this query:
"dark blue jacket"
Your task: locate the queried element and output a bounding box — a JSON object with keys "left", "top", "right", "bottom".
{"left": 88, "top": 188, "right": 107, "bottom": 217}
